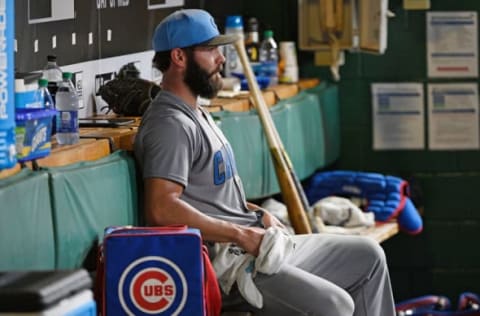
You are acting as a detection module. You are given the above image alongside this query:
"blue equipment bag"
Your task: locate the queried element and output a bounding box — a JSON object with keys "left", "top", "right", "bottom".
{"left": 306, "top": 170, "right": 423, "bottom": 234}
{"left": 101, "top": 225, "right": 206, "bottom": 315}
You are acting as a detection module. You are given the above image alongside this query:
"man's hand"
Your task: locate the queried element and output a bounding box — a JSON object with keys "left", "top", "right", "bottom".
{"left": 246, "top": 202, "right": 286, "bottom": 230}
{"left": 236, "top": 210, "right": 287, "bottom": 256}
{"left": 261, "top": 210, "right": 286, "bottom": 230}
{"left": 235, "top": 226, "right": 265, "bottom": 257}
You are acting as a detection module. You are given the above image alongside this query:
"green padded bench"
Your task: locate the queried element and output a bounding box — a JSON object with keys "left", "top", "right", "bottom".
{"left": 0, "top": 168, "right": 55, "bottom": 270}
{"left": 45, "top": 150, "right": 138, "bottom": 269}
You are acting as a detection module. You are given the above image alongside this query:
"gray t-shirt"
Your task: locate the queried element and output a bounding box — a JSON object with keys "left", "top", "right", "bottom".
{"left": 134, "top": 91, "right": 258, "bottom": 226}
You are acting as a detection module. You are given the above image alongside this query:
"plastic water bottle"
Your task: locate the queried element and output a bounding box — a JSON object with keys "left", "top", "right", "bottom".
{"left": 42, "top": 56, "right": 62, "bottom": 135}
{"left": 55, "top": 72, "right": 79, "bottom": 145}
{"left": 38, "top": 79, "right": 54, "bottom": 109}
{"left": 224, "top": 15, "right": 244, "bottom": 77}
{"left": 259, "top": 30, "right": 279, "bottom": 86}
{"left": 38, "top": 78, "right": 56, "bottom": 138}
{"left": 42, "top": 55, "right": 63, "bottom": 98}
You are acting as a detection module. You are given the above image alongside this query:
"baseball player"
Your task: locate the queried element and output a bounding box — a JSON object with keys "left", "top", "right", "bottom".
{"left": 134, "top": 9, "right": 395, "bottom": 316}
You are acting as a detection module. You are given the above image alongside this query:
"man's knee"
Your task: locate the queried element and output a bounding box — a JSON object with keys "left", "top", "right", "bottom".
{"left": 302, "top": 286, "right": 354, "bottom": 316}
{"left": 263, "top": 289, "right": 355, "bottom": 316}
{"left": 358, "top": 236, "right": 387, "bottom": 266}
{"left": 310, "top": 290, "right": 354, "bottom": 316}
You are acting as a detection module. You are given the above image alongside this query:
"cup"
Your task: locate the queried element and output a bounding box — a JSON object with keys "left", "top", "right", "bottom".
{"left": 279, "top": 42, "right": 298, "bottom": 67}
{"left": 279, "top": 42, "right": 299, "bottom": 83}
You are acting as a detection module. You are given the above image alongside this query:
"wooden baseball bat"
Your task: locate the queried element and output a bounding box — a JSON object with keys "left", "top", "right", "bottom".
{"left": 233, "top": 39, "right": 313, "bottom": 234}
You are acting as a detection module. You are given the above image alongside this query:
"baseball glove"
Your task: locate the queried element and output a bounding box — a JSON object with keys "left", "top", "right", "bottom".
{"left": 99, "top": 77, "right": 161, "bottom": 116}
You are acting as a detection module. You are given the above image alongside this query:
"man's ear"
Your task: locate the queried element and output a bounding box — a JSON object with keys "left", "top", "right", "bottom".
{"left": 170, "top": 48, "right": 187, "bottom": 67}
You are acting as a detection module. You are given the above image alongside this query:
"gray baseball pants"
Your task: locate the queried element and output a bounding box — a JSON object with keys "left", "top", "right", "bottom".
{"left": 222, "top": 233, "right": 396, "bottom": 316}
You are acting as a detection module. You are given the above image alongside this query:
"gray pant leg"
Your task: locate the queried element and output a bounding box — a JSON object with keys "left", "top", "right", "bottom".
{"left": 250, "top": 234, "right": 395, "bottom": 316}
{"left": 253, "top": 264, "right": 355, "bottom": 316}
{"left": 292, "top": 234, "right": 395, "bottom": 316}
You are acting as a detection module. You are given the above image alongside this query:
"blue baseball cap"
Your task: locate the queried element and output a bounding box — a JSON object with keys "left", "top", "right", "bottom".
{"left": 152, "top": 9, "right": 239, "bottom": 52}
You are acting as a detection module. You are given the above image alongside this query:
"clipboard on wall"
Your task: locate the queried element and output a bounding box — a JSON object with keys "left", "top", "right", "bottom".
{"left": 298, "top": 0, "right": 355, "bottom": 51}
{"left": 358, "top": 0, "right": 389, "bottom": 54}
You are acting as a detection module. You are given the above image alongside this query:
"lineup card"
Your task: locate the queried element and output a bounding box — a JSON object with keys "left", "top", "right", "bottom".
{"left": 427, "top": 11, "right": 478, "bottom": 78}
{"left": 372, "top": 83, "right": 425, "bottom": 150}
{"left": 427, "top": 83, "right": 479, "bottom": 150}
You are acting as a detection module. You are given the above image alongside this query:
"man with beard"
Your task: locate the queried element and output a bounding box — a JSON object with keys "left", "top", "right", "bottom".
{"left": 134, "top": 9, "right": 396, "bottom": 316}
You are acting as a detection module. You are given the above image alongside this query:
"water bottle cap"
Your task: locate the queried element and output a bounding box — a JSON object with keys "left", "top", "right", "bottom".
{"left": 62, "top": 72, "right": 72, "bottom": 79}
{"left": 47, "top": 55, "right": 57, "bottom": 62}
{"left": 38, "top": 78, "right": 48, "bottom": 87}
{"left": 264, "top": 30, "right": 274, "bottom": 38}
{"left": 225, "top": 15, "right": 243, "bottom": 29}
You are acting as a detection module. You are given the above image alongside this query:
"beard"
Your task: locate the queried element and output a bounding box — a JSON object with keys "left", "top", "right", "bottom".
{"left": 184, "top": 53, "right": 223, "bottom": 99}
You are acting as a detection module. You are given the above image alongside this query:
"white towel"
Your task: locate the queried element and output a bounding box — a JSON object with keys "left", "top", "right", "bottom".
{"left": 212, "top": 227, "right": 295, "bottom": 308}
{"left": 313, "top": 196, "right": 375, "bottom": 228}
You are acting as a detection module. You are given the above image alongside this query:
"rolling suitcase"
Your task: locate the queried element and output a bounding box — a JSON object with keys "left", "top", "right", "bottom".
{"left": 98, "top": 225, "right": 220, "bottom": 316}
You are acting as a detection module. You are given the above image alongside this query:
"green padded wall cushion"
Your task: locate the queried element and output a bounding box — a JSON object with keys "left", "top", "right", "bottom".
{"left": 305, "top": 83, "right": 340, "bottom": 165}
{"left": 213, "top": 91, "right": 325, "bottom": 199}
{"left": 0, "top": 168, "right": 55, "bottom": 270}
{"left": 45, "top": 150, "right": 138, "bottom": 269}
{"left": 267, "top": 91, "right": 325, "bottom": 194}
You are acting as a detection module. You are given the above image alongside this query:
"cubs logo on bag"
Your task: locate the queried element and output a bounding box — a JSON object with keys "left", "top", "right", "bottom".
{"left": 116, "top": 255, "right": 188, "bottom": 314}
{"left": 98, "top": 225, "right": 220, "bottom": 315}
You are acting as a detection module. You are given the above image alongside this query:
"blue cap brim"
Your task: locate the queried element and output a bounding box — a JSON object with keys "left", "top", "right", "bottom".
{"left": 199, "top": 34, "right": 241, "bottom": 47}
